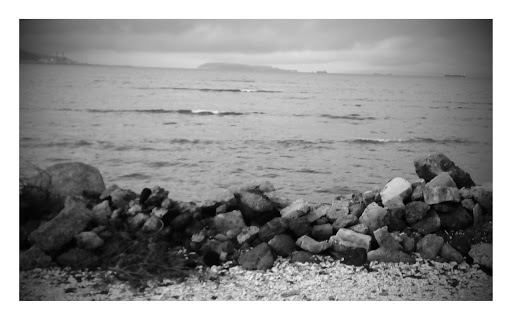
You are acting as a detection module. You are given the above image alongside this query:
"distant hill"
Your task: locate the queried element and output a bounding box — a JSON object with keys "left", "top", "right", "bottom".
{"left": 198, "top": 62, "right": 297, "bottom": 73}
{"left": 20, "top": 49, "right": 79, "bottom": 65}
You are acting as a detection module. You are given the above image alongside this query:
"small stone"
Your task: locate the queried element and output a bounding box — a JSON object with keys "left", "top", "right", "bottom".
{"left": 306, "top": 204, "right": 330, "bottom": 223}
{"left": 288, "top": 216, "right": 312, "bottom": 238}
{"left": 142, "top": 216, "right": 162, "bottom": 233}
{"left": 75, "top": 231, "right": 104, "bottom": 250}
{"left": 258, "top": 217, "right": 288, "bottom": 242}
{"left": 329, "top": 228, "right": 372, "bottom": 252}
{"left": 348, "top": 223, "right": 370, "bottom": 235}
{"left": 359, "top": 202, "right": 389, "bottom": 232}
{"left": 404, "top": 201, "right": 430, "bottom": 224}
{"left": 296, "top": 235, "right": 331, "bottom": 253}
{"left": 367, "top": 248, "right": 415, "bottom": 264}
{"left": 311, "top": 224, "right": 334, "bottom": 241}
{"left": 373, "top": 226, "right": 403, "bottom": 251}
{"left": 417, "top": 234, "right": 444, "bottom": 260}
{"left": 410, "top": 209, "right": 441, "bottom": 235}
{"left": 238, "top": 242, "right": 275, "bottom": 270}
{"left": 440, "top": 243, "right": 465, "bottom": 264}
{"left": 280, "top": 199, "right": 311, "bottom": 220}
{"left": 423, "top": 186, "right": 461, "bottom": 205}
{"left": 237, "top": 226, "right": 260, "bottom": 245}
{"left": 468, "top": 243, "right": 492, "bottom": 269}
{"left": 380, "top": 177, "right": 413, "bottom": 207}
{"left": 425, "top": 172, "right": 457, "bottom": 188}
{"left": 268, "top": 234, "right": 296, "bottom": 257}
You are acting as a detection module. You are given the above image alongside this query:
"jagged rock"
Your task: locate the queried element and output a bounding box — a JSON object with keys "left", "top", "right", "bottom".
{"left": 28, "top": 162, "right": 106, "bottom": 203}
{"left": 296, "top": 235, "right": 331, "bottom": 253}
{"left": 237, "top": 226, "right": 260, "bottom": 245}
{"left": 288, "top": 216, "right": 312, "bottom": 238}
{"left": 326, "top": 199, "right": 350, "bottom": 222}
{"left": 291, "top": 251, "right": 318, "bottom": 263}
{"left": 329, "top": 228, "right": 372, "bottom": 252}
{"left": 373, "top": 226, "right": 403, "bottom": 251}
{"left": 264, "top": 191, "right": 292, "bottom": 209}
{"left": 91, "top": 200, "right": 112, "bottom": 225}
{"left": 311, "top": 223, "right": 334, "bottom": 241}
{"left": 359, "top": 202, "right": 389, "bottom": 232}
{"left": 110, "top": 188, "right": 137, "bottom": 210}
{"left": 469, "top": 243, "right": 492, "bottom": 269}
{"left": 170, "top": 212, "right": 193, "bottom": 231}
{"left": 425, "top": 172, "right": 457, "bottom": 188}
{"left": 151, "top": 207, "right": 168, "bottom": 219}
{"left": 315, "top": 217, "right": 330, "bottom": 225}
{"left": 380, "top": 177, "right": 413, "bottom": 207}
{"left": 461, "top": 198, "right": 476, "bottom": 211}
{"left": 330, "top": 247, "right": 367, "bottom": 266}
{"left": 410, "top": 209, "right": 441, "bottom": 235}
{"left": 411, "top": 179, "right": 426, "bottom": 189}
{"left": 20, "top": 246, "right": 53, "bottom": 270}
{"left": 367, "top": 248, "right": 416, "bottom": 264}
{"left": 238, "top": 242, "right": 275, "bottom": 270}
{"left": 349, "top": 203, "right": 366, "bottom": 218}
{"left": 438, "top": 206, "right": 473, "bottom": 230}
{"left": 280, "top": 199, "right": 311, "bottom": 220}
{"left": 362, "top": 190, "right": 377, "bottom": 206}
{"left": 216, "top": 204, "right": 228, "bottom": 215}
{"left": 348, "top": 223, "right": 370, "bottom": 235}
{"left": 332, "top": 214, "right": 358, "bottom": 231}
{"left": 411, "top": 184, "right": 425, "bottom": 201}
{"left": 229, "top": 180, "right": 275, "bottom": 194}
{"left": 306, "top": 204, "right": 330, "bottom": 223}
{"left": 459, "top": 187, "right": 472, "bottom": 199}
{"left": 100, "top": 184, "right": 119, "bottom": 200}
{"left": 414, "top": 153, "right": 475, "bottom": 188}
{"left": 237, "top": 191, "right": 279, "bottom": 226}
{"left": 75, "top": 231, "right": 104, "bottom": 250}
{"left": 258, "top": 217, "right": 288, "bottom": 242}
{"left": 213, "top": 210, "right": 246, "bottom": 235}
{"left": 440, "top": 243, "right": 465, "bottom": 263}
{"left": 28, "top": 197, "right": 93, "bottom": 252}
{"left": 138, "top": 187, "right": 152, "bottom": 205}
{"left": 399, "top": 233, "right": 416, "bottom": 253}
{"left": 423, "top": 186, "right": 461, "bottom": 205}
{"left": 127, "top": 204, "right": 142, "bottom": 216}
{"left": 268, "top": 234, "right": 296, "bottom": 257}
{"left": 145, "top": 186, "right": 169, "bottom": 207}
{"left": 471, "top": 185, "right": 492, "bottom": 213}
{"left": 387, "top": 206, "right": 407, "bottom": 232}
{"left": 56, "top": 248, "right": 100, "bottom": 269}
{"left": 127, "top": 212, "right": 149, "bottom": 229}
{"left": 404, "top": 201, "right": 430, "bottom": 224}
{"left": 142, "top": 216, "right": 163, "bottom": 233}
{"left": 417, "top": 234, "right": 445, "bottom": 260}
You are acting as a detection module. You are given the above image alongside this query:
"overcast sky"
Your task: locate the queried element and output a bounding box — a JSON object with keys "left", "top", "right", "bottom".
{"left": 19, "top": 19, "right": 492, "bottom": 75}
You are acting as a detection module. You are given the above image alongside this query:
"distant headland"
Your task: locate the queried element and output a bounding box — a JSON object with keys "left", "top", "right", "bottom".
{"left": 197, "top": 62, "right": 298, "bottom": 73}
{"left": 20, "top": 49, "right": 85, "bottom": 65}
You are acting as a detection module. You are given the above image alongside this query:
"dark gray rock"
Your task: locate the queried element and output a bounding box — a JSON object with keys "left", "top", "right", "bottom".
{"left": 296, "top": 235, "right": 331, "bottom": 253}
{"left": 127, "top": 212, "right": 149, "bottom": 229}
{"left": 411, "top": 184, "right": 425, "bottom": 201}
{"left": 170, "top": 212, "right": 193, "bottom": 231}
{"left": 281, "top": 199, "right": 312, "bottom": 220}
{"left": 264, "top": 191, "right": 292, "bottom": 209}
{"left": 91, "top": 200, "right": 111, "bottom": 225}
{"left": 28, "top": 197, "right": 93, "bottom": 252}
{"left": 417, "top": 234, "right": 445, "bottom": 260}
{"left": 461, "top": 198, "right": 476, "bottom": 211}
{"left": 28, "top": 162, "right": 106, "bottom": 203}
{"left": 414, "top": 153, "right": 475, "bottom": 188}
{"left": 359, "top": 202, "right": 389, "bottom": 232}
{"left": 473, "top": 204, "right": 485, "bottom": 227}
{"left": 438, "top": 206, "right": 473, "bottom": 230}
{"left": 290, "top": 251, "right": 319, "bottom": 263}
{"left": 326, "top": 199, "right": 350, "bottom": 222}
{"left": 213, "top": 210, "right": 246, "bottom": 235}
{"left": 332, "top": 214, "right": 359, "bottom": 231}
{"left": 237, "top": 191, "right": 279, "bottom": 226}
{"left": 20, "top": 246, "right": 53, "bottom": 270}
{"left": 311, "top": 223, "right": 334, "bottom": 241}
{"left": 258, "top": 217, "right": 288, "bottom": 242}
{"left": 404, "top": 201, "right": 430, "bottom": 224}
{"left": 56, "top": 248, "right": 100, "bottom": 269}
{"left": 306, "top": 204, "right": 330, "bottom": 223}
{"left": 387, "top": 206, "right": 407, "bottom": 232}
{"left": 399, "top": 234, "right": 416, "bottom": 253}
{"left": 348, "top": 223, "right": 370, "bottom": 235}
{"left": 410, "top": 209, "right": 441, "bottom": 235}
{"left": 237, "top": 226, "right": 260, "bottom": 245}
{"left": 109, "top": 188, "right": 137, "bottom": 210}
{"left": 238, "top": 242, "right": 275, "bottom": 270}
{"left": 268, "top": 234, "right": 296, "bottom": 257}
{"left": 425, "top": 172, "right": 457, "bottom": 188}
{"left": 330, "top": 247, "right": 367, "bottom": 266}
{"left": 423, "top": 186, "right": 461, "bottom": 205}
{"left": 288, "top": 216, "right": 312, "bottom": 238}
{"left": 75, "top": 231, "right": 104, "bottom": 250}
{"left": 439, "top": 243, "right": 465, "bottom": 263}
{"left": 349, "top": 203, "right": 366, "bottom": 218}
{"left": 471, "top": 185, "right": 492, "bottom": 213}
{"left": 373, "top": 226, "right": 403, "bottom": 251}
{"left": 367, "top": 248, "right": 416, "bottom": 264}
{"left": 142, "top": 216, "right": 163, "bottom": 233}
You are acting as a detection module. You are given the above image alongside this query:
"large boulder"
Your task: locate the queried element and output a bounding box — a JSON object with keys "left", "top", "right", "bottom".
{"left": 359, "top": 203, "right": 389, "bottom": 232}
{"left": 373, "top": 226, "right": 403, "bottom": 251}
{"left": 470, "top": 185, "right": 493, "bottom": 213}
{"left": 438, "top": 205, "right": 473, "bottom": 230}
{"left": 413, "top": 153, "right": 475, "bottom": 189}
{"left": 311, "top": 224, "right": 334, "bottom": 241}
{"left": 329, "top": 228, "right": 372, "bottom": 252}
{"left": 268, "top": 234, "right": 296, "bottom": 257}
{"left": 380, "top": 177, "right": 412, "bottom": 207}
{"left": 28, "top": 162, "right": 106, "bottom": 202}
{"left": 296, "top": 235, "right": 331, "bottom": 253}
{"left": 404, "top": 201, "right": 430, "bottom": 224}
{"left": 213, "top": 210, "right": 246, "bottom": 235}
{"left": 468, "top": 243, "right": 492, "bottom": 269}
{"left": 423, "top": 186, "right": 461, "bottom": 205}
{"left": 410, "top": 209, "right": 441, "bottom": 235}
{"left": 238, "top": 242, "right": 275, "bottom": 270}
{"left": 417, "top": 234, "right": 444, "bottom": 260}
{"left": 91, "top": 200, "right": 112, "bottom": 225}
{"left": 288, "top": 216, "right": 312, "bottom": 238}
{"left": 109, "top": 188, "right": 137, "bottom": 210}
{"left": 440, "top": 243, "right": 465, "bottom": 263}
{"left": 326, "top": 199, "right": 350, "bottom": 222}
{"left": 237, "top": 191, "right": 279, "bottom": 226}
{"left": 28, "top": 197, "right": 93, "bottom": 252}
{"left": 425, "top": 172, "right": 457, "bottom": 188}
{"left": 367, "top": 248, "right": 416, "bottom": 264}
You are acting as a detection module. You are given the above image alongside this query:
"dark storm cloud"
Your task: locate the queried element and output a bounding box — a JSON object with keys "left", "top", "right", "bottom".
{"left": 19, "top": 19, "right": 492, "bottom": 74}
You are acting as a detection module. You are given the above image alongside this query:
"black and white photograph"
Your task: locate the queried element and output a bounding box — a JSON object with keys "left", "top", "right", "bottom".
{"left": 16, "top": 10, "right": 498, "bottom": 307}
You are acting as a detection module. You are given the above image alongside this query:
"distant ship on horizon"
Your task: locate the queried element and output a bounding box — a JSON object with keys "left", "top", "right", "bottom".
{"left": 316, "top": 70, "right": 327, "bottom": 74}
{"left": 444, "top": 73, "right": 466, "bottom": 78}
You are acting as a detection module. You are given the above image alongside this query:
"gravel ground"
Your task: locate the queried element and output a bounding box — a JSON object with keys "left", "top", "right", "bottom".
{"left": 19, "top": 255, "right": 492, "bottom": 301}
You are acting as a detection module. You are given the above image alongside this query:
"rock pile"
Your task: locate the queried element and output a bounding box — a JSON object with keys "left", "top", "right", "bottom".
{"left": 19, "top": 153, "right": 493, "bottom": 277}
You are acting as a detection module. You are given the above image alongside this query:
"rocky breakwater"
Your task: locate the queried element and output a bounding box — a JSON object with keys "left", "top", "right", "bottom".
{"left": 19, "top": 152, "right": 493, "bottom": 282}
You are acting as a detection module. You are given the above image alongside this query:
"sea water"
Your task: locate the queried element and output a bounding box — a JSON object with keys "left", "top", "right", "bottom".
{"left": 19, "top": 64, "right": 492, "bottom": 203}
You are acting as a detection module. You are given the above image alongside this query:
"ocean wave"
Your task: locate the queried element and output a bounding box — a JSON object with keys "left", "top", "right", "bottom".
{"left": 135, "top": 86, "right": 281, "bottom": 93}
{"left": 344, "top": 137, "right": 476, "bottom": 145}
{"left": 320, "top": 114, "right": 377, "bottom": 121}
{"left": 86, "top": 108, "right": 261, "bottom": 116}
